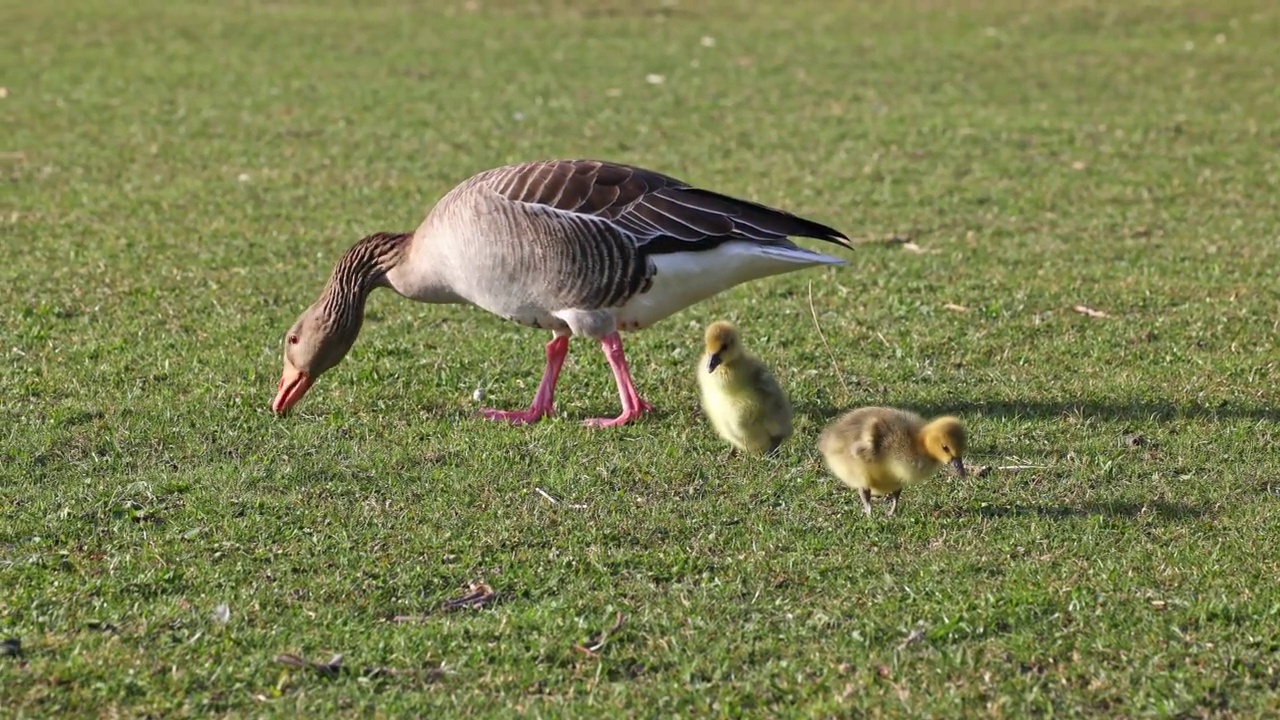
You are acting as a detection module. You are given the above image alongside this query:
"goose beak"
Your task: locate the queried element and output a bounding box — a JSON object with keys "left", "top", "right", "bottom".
{"left": 950, "top": 457, "right": 967, "bottom": 478}
{"left": 707, "top": 354, "right": 723, "bottom": 373}
{"left": 272, "top": 368, "right": 312, "bottom": 416}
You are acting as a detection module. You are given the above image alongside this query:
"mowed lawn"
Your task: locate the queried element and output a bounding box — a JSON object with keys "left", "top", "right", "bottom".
{"left": 4, "top": 0, "right": 1279, "bottom": 716}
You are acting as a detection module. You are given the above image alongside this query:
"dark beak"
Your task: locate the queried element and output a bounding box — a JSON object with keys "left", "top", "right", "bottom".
{"left": 950, "top": 457, "right": 967, "bottom": 478}
{"left": 707, "top": 354, "right": 722, "bottom": 373}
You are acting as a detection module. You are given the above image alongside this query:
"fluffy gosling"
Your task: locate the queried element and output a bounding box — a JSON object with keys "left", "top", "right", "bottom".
{"left": 697, "top": 321, "right": 793, "bottom": 456}
{"left": 818, "top": 407, "right": 967, "bottom": 516}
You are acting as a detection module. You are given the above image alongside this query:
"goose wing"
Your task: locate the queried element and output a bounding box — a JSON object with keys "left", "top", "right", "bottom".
{"left": 476, "top": 159, "right": 850, "bottom": 255}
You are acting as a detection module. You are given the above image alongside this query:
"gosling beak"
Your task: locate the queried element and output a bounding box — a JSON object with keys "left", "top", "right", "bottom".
{"left": 707, "top": 353, "right": 722, "bottom": 373}
{"left": 271, "top": 368, "right": 313, "bottom": 416}
{"left": 950, "top": 457, "right": 967, "bottom": 478}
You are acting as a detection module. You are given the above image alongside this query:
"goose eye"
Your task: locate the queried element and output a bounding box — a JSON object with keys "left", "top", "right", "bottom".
{"left": 942, "top": 444, "right": 951, "bottom": 453}
{"left": 288, "top": 334, "right": 300, "bottom": 345}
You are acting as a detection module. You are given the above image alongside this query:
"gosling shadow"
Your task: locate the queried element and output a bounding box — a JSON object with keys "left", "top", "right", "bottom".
{"left": 956, "top": 500, "right": 1211, "bottom": 521}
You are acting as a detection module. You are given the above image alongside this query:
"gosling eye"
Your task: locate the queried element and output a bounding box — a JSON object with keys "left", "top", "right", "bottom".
{"left": 942, "top": 444, "right": 951, "bottom": 454}
{"left": 288, "top": 334, "right": 300, "bottom": 345}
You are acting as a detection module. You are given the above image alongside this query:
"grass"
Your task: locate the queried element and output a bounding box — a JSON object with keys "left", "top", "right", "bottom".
{"left": 4, "top": 0, "right": 1280, "bottom": 716}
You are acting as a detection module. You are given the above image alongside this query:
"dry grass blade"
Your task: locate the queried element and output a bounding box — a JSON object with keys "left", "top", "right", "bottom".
{"left": 273, "top": 652, "right": 448, "bottom": 680}
{"left": 861, "top": 232, "right": 936, "bottom": 254}
{"left": 901, "top": 241, "right": 934, "bottom": 254}
{"left": 944, "top": 303, "right": 969, "bottom": 313}
{"left": 1073, "top": 304, "right": 1109, "bottom": 318}
{"left": 364, "top": 664, "right": 449, "bottom": 680}
{"left": 574, "top": 611, "right": 627, "bottom": 656}
{"left": 807, "top": 280, "right": 852, "bottom": 403}
{"left": 849, "top": 231, "right": 936, "bottom": 247}
{"left": 533, "top": 487, "right": 587, "bottom": 509}
{"left": 441, "top": 582, "right": 496, "bottom": 612}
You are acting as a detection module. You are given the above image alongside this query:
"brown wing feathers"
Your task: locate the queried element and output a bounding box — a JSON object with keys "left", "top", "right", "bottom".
{"left": 488, "top": 160, "right": 849, "bottom": 256}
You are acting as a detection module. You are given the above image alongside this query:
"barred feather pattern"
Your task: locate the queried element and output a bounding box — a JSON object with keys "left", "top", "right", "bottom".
{"left": 318, "top": 231, "right": 411, "bottom": 333}
{"left": 423, "top": 159, "right": 850, "bottom": 316}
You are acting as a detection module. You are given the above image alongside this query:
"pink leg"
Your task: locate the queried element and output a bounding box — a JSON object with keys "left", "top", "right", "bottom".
{"left": 479, "top": 335, "right": 569, "bottom": 425}
{"left": 583, "top": 331, "right": 654, "bottom": 428}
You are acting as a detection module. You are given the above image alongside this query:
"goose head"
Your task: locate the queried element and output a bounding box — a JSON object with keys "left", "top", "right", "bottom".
{"left": 272, "top": 303, "right": 361, "bottom": 416}
{"left": 921, "top": 416, "right": 968, "bottom": 477}
{"left": 704, "top": 321, "right": 744, "bottom": 373}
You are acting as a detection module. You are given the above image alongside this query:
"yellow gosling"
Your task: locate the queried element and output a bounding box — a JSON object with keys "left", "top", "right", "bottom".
{"left": 697, "top": 321, "right": 793, "bottom": 456}
{"left": 818, "top": 407, "right": 967, "bottom": 516}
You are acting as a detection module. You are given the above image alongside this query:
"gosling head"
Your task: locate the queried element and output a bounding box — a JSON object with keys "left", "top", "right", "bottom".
{"left": 921, "top": 416, "right": 968, "bottom": 478}
{"left": 271, "top": 304, "right": 360, "bottom": 416}
{"left": 703, "top": 321, "right": 744, "bottom": 373}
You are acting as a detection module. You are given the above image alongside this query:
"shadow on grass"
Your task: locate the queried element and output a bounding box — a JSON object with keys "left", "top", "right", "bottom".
{"left": 796, "top": 400, "right": 1280, "bottom": 424}
{"left": 958, "top": 500, "right": 1211, "bottom": 520}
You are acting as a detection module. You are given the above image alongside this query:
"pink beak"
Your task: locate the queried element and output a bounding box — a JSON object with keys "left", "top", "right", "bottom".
{"left": 272, "top": 368, "right": 313, "bottom": 416}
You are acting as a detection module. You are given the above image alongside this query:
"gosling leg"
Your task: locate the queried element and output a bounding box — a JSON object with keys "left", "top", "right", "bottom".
{"left": 859, "top": 488, "right": 873, "bottom": 517}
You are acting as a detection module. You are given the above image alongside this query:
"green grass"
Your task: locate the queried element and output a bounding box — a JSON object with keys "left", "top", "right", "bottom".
{"left": 4, "top": 0, "right": 1280, "bottom": 716}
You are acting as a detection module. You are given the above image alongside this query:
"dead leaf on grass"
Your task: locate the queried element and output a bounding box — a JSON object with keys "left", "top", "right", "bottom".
{"left": 1072, "top": 304, "right": 1109, "bottom": 318}
{"left": 1123, "top": 433, "right": 1148, "bottom": 449}
{"left": 441, "top": 581, "right": 496, "bottom": 612}
{"left": 897, "top": 623, "right": 927, "bottom": 650}
{"left": 390, "top": 582, "right": 497, "bottom": 623}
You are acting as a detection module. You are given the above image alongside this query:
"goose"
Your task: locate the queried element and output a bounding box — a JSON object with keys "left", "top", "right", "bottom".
{"left": 272, "top": 159, "right": 851, "bottom": 426}
{"left": 818, "top": 407, "right": 968, "bottom": 516}
{"left": 697, "top": 321, "right": 793, "bottom": 455}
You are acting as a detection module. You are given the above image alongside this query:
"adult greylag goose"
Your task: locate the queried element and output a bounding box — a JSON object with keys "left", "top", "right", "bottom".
{"left": 272, "top": 159, "right": 851, "bottom": 426}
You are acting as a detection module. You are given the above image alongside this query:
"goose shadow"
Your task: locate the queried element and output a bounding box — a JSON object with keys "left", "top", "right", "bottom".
{"left": 795, "top": 400, "right": 1280, "bottom": 425}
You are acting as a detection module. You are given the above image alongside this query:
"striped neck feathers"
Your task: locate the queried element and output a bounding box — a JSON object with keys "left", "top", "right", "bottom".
{"left": 317, "top": 231, "right": 411, "bottom": 333}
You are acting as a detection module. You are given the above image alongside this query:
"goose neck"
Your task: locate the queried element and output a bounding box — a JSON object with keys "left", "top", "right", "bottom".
{"left": 318, "top": 231, "right": 411, "bottom": 332}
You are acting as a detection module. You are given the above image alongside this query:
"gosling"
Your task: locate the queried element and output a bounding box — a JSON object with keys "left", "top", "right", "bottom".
{"left": 818, "top": 407, "right": 967, "bottom": 516}
{"left": 697, "top": 321, "right": 793, "bottom": 456}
